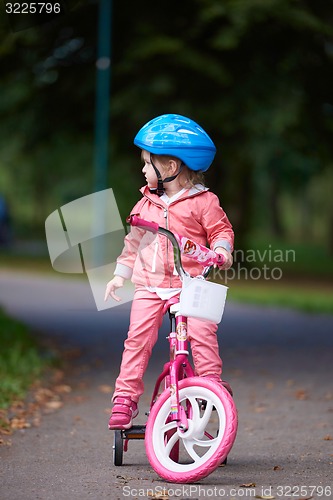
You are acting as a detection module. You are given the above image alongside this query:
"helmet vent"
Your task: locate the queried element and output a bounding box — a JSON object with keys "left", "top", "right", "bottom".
{"left": 177, "top": 128, "right": 197, "bottom": 135}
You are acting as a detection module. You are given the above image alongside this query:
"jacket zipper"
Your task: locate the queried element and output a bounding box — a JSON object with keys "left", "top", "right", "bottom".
{"left": 163, "top": 208, "right": 168, "bottom": 229}
{"left": 163, "top": 208, "right": 172, "bottom": 286}
{"left": 143, "top": 191, "right": 209, "bottom": 285}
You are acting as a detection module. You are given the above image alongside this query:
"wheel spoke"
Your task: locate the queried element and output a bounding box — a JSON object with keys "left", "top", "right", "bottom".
{"left": 181, "top": 432, "right": 218, "bottom": 462}
{"left": 193, "top": 435, "right": 219, "bottom": 448}
{"left": 161, "top": 421, "right": 177, "bottom": 433}
{"left": 164, "top": 431, "right": 179, "bottom": 457}
{"left": 185, "top": 394, "right": 200, "bottom": 421}
{"left": 193, "top": 399, "right": 214, "bottom": 436}
{"left": 183, "top": 437, "right": 202, "bottom": 461}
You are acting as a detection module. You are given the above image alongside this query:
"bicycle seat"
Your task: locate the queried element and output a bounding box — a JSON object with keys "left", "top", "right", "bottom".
{"left": 163, "top": 296, "right": 180, "bottom": 316}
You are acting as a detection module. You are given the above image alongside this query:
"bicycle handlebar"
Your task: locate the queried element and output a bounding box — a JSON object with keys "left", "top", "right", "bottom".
{"left": 127, "top": 214, "right": 225, "bottom": 277}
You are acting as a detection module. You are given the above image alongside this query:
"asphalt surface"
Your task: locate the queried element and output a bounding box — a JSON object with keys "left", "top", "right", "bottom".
{"left": 0, "top": 270, "right": 332, "bottom": 500}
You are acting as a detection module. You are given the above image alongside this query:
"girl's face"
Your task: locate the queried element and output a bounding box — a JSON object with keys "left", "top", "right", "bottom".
{"left": 141, "top": 150, "right": 164, "bottom": 188}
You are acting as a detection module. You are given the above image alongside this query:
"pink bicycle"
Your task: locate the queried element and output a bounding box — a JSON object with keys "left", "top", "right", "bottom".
{"left": 112, "top": 215, "right": 238, "bottom": 483}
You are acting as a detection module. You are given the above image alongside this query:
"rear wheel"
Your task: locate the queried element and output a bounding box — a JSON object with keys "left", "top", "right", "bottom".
{"left": 113, "top": 430, "right": 123, "bottom": 466}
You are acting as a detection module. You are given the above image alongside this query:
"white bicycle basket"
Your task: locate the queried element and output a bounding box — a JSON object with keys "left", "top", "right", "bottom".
{"left": 179, "top": 275, "right": 228, "bottom": 324}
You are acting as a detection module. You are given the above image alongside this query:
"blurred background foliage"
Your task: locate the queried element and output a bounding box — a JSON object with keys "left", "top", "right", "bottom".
{"left": 0, "top": 0, "right": 333, "bottom": 283}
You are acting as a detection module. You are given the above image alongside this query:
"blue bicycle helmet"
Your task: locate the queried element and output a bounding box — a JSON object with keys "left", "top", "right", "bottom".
{"left": 134, "top": 114, "right": 216, "bottom": 172}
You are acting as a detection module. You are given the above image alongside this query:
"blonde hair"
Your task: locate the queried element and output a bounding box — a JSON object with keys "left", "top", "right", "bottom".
{"left": 154, "top": 154, "right": 206, "bottom": 189}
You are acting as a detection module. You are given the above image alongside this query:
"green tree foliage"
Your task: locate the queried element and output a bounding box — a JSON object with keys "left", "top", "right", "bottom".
{"left": 111, "top": 0, "right": 333, "bottom": 246}
{"left": 0, "top": 2, "right": 96, "bottom": 232}
{"left": 0, "top": 0, "right": 332, "bottom": 248}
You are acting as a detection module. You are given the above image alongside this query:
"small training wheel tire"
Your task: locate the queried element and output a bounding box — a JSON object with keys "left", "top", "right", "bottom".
{"left": 113, "top": 430, "right": 123, "bottom": 466}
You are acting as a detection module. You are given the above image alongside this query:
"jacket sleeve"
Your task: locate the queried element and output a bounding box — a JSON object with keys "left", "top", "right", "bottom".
{"left": 201, "top": 192, "right": 234, "bottom": 253}
{"left": 114, "top": 198, "right": 146, "bottom": 279}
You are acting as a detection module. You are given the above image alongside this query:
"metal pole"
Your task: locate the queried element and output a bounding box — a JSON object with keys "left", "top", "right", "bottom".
{"left": 92, "top": 0, "right": 112, "bottom": 267}
{"left": 94, "top": 0, "right": 111, "bottom": 193}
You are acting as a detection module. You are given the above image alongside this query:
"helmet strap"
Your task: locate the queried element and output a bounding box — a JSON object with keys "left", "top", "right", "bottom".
{"left": 150, "top": 154, "right": 184, "bottom": 197}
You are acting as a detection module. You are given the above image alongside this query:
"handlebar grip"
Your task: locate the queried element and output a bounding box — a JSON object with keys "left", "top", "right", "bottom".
{"left": 126, "top": 214, "right": 159, "bottom": 233}
{"left": 215, "top": 253, "right": 226, "bottom": 267}
{"left": 175, "top": 233, "right": 226, "bottom": 268}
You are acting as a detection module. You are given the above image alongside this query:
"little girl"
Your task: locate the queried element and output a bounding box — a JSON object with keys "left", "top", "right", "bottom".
{"left": 105, "top": 114, "right": 234, "bottom": 430}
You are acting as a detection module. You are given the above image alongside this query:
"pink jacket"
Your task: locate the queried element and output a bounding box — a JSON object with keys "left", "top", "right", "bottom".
{"left": 115, "top": 185, "right": 234, "bottom": 288}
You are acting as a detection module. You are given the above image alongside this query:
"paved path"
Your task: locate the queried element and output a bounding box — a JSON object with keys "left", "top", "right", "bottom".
{"left": 0, "top": 270, "right": 332, "bottom": 500}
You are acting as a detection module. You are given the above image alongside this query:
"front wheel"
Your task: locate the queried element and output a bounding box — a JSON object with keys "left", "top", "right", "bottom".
{"left": 145, "top": 377, "right": 238, "bottom": 483}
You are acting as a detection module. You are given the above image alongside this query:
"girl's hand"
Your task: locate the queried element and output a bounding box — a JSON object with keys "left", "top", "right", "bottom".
{"left": 104, "top": 276, "right": 125, "bottom": 302}
{"left": 214, "top": 247, "right": 233, "bottom": 270}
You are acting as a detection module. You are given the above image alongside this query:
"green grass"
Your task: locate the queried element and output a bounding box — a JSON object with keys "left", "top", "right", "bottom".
{"left": 244, "top": 238, "right": 333, "bottom": 279}
{"left": 0, "top": 309, "right": 45, "bottom": 409}
{"left": 226, "top": 279, "right": 333, "bottom": 314}
{"left": 0, "top": 251, "right": 52, "bottom": 274}
{"left": 217, "top": 238, "right": 333, "bottom": 314}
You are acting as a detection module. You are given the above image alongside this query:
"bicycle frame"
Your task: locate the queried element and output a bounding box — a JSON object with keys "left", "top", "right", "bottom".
{"left": 149, "top": 300, "right": 195, "bottom": 431}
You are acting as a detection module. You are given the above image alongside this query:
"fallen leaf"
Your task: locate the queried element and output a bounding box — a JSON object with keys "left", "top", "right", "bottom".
{"left": 295, "top": 389, "right": 309, "bottom": 400}
{"left": 10, "top": 400, "right": 25, "bottom": 411}
{"left": 98, "top": 384, "right": 113, "bottom": 394}
{"left": 54, "top": 384, "right": 72, "bottom": 394}
{"left": 323, "top": 435, "right": 332, "bottom": 441}
{"left": 240, "top": 483, "right": 256, "bottom": 488}
{"left": 44, "top": 401, "right": 63, "bottom": 411}
{"left": 273, "top": 465, "right": 282, "bottom": 470}
{"left": 148, "top": 491, "right": 169, "bottom": 500}
{"left": 0, "top": 427, "right": 12, "bottom": 436}
{"left": 0, "top": 418, "right": 12, "bottom": 435}
{"left": 10, "top": 418, "right": 31, "bottom": 430}
{"left": 0, "top": 437, "right": 12, "bottom": 446}
{"left": 34, "top": 387, "right": 55, "bottom": 403}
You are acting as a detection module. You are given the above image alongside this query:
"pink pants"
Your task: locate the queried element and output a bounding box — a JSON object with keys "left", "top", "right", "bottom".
{"left": 113, "top": 287, "right": 223, "bottom": 403}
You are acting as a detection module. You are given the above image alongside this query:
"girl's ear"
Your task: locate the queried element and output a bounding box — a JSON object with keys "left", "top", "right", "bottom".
{"left": 168, "top": 158, "right": 180, "bottom": 175}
